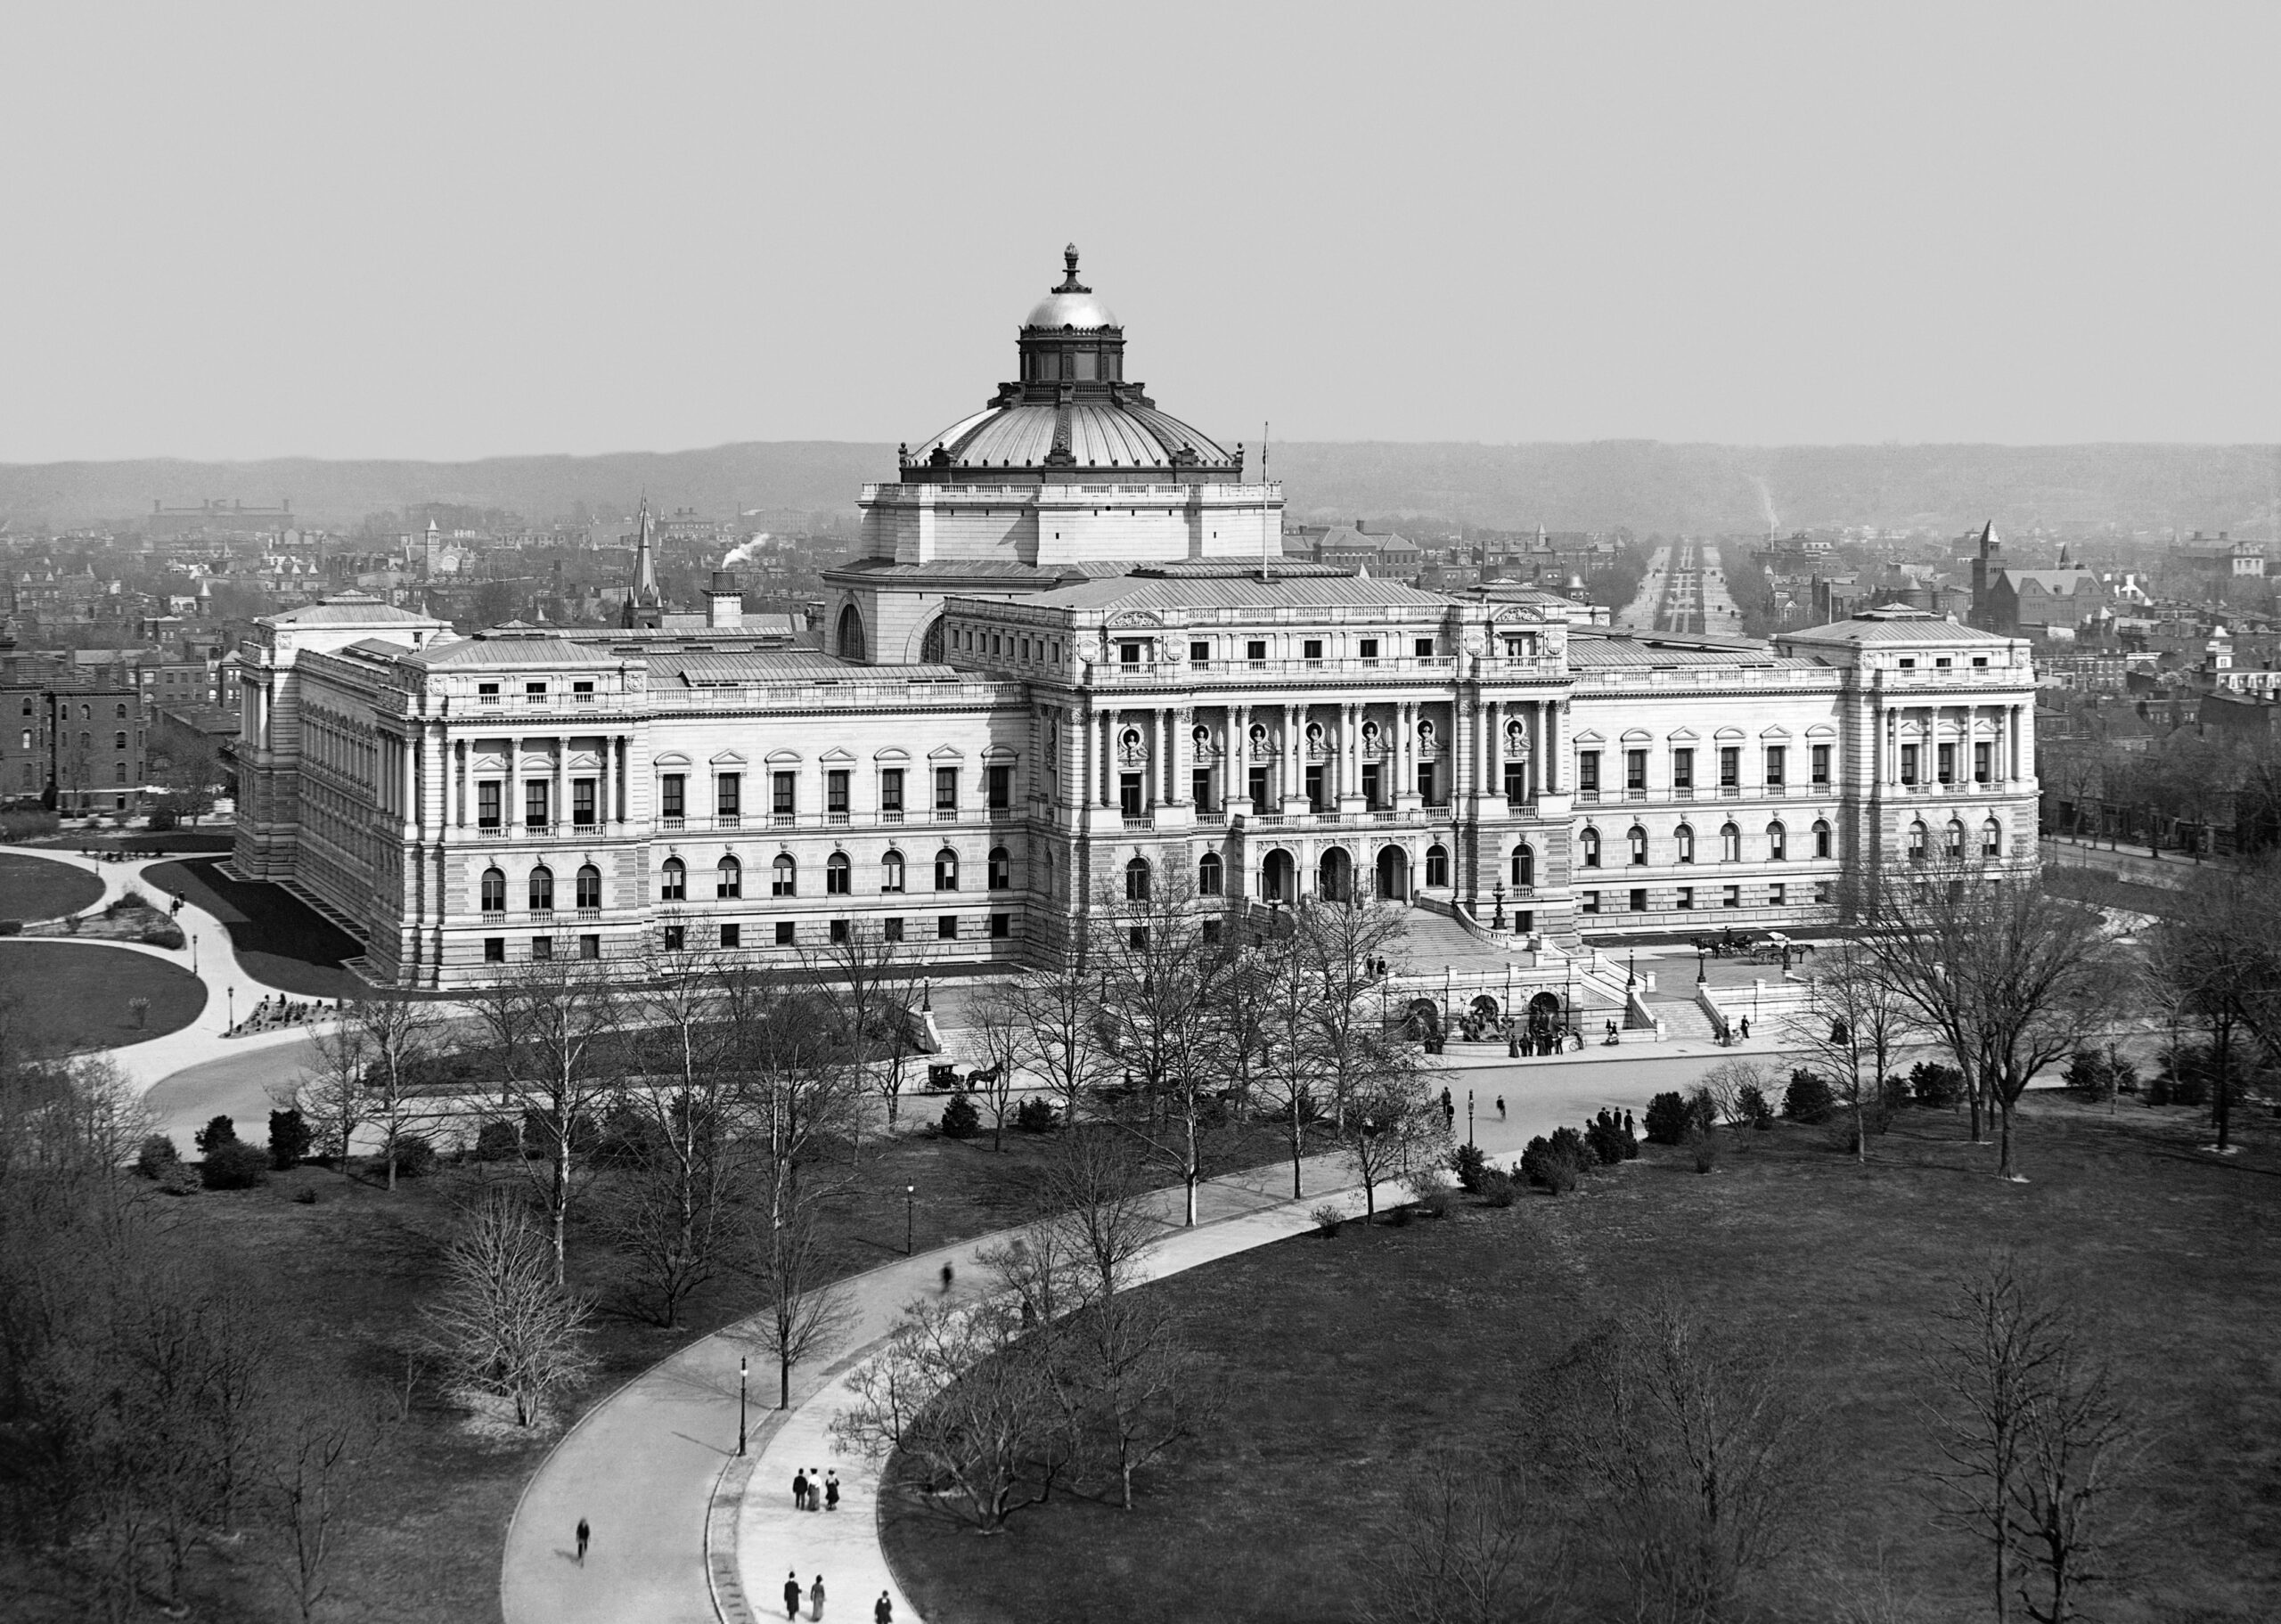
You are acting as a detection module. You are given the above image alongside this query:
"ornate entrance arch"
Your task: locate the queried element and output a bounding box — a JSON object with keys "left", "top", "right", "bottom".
{"left": 1318, "top": 846, "right": 1353, "bottom": 904}
{"left": 1374, "top": 845, "right": 1409, "bottom": 901}
{"left": 1262, "top": 848, "right": 1296, "bottom": 905}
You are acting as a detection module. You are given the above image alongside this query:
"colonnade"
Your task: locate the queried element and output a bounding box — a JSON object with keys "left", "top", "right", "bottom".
{"left": 1873, "top": 702, "right": 2027, "bottom": 788}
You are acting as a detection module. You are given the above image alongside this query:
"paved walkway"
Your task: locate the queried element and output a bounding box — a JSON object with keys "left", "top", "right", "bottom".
{"left": 501, "top": 1064, "right": 1682, "bottom": 1624}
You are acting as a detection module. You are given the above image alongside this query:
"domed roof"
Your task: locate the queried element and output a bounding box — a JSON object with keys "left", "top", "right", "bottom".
{"left": 913, "top": 401, "right": 1231, "bottom": 472}
{"left": 1022, "top": 244, "right": 1119, "bottom": 330}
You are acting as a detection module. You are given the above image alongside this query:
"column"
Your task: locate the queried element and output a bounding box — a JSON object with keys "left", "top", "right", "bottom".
{"left": 1099, "top": 712, "right": 1116, "bottom": 807}
{"left": 1285, "top": 705, "right": 1304, "bottom": 805}
{"left": 1171, "top": 707, "right": 1193, "bottom": 805}
{"left": 1484, "top": 698, "right": 1502, "bottom": 808}
{"left": 1543, "top": 703, "right": 1561, "bottom": 795}
{"left": 506, "top": 740, "right": 519, "bottom": 836}
{"left": 552, "top": 738, "right": 565, "bottom": 835}
{"left": 1394, "top": 701, "right": 1412, "bottom": 804}
{"left": 454, "top": 739, "right": 467, "bottom": 828}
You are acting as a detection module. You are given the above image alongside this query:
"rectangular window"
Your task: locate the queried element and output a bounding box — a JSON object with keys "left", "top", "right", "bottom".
{"left": 660, "top": 774, "right": 684, "bottom": 819}
{"left": 573, "top": 681, "right": 594, "bottom": 703}
{"left": 1765, "top": 745, "right": 1786, "bottom": 786}
{"left": 524, "top": 781, "right": 549, "bottom": 828}
{"left": 717, "top": 773, "right": 741, "bottom": 818}
{"left": 484, "top": 936, "right": 505, "bottom": 962}
{"left": 572, "top": 779, "right": 596, "bottom": 827}
{"left": 1672, "top": 748, "right": 1694, "bottom": 790}
{"left": 1676, "top": 885, "right": 1694, "bottom": 910}
{"left": 938, "top": 915, "right": 958, "bottom": 941}
{"left": 1769, "top": 883, "right": 1786, "bottom": 907}
{"left": 1304, "top": 765, "right": 1326, "bottom": 812}
{"left": 1359, "top": 638, "right": 1378, "bottom": 661}
{"left": 1303, "top": 639, "right": 1323, "bottom": 664}
{"left": 830, "top": 918, "right": 849, "bottom": 944}
{"left": 1723, "top": 885, "right": 1740, "bottom": 909}
{"left": 1193, "top": 768, "right": 1214, "bottom": 810}
{"left": 883, "top": 916, "right": 904, "bottom": 943}
{"left": 1719, "top": 747, "right": 1739, "bottom": 788}
{"left": 1974, "top": 742, "right": 1991, "bottom": 783}
{"left": 986, "top": 764, "right": 1012, "bottom": 810}
{"left": 775, "top": 921, "right": 795, "bottom": 946}
{"left": 579, "top": 934, "right": 600, "bottom": 960}
{"left": 935, "top": 767, "right": 957, "bottom": 812}
{"left": 1625, "top": 749, "right": 1646, "bottom": 792}
{"left": 478, "top": 781, "right": 502, "bottom": 828}
{"left": 1117, "top": 641, "right": 1140, "bottom": 666}
{"left": 720, "top": 923, "right": 740, "bottom": 948}
{"left": 1120, "top": 774, "right": 1143, "bottom": 816}
{"left": 1899, "top": 657, "right": 1916, "bottom": 670}
{"left": 525, "top": 681, "right": 547, "bottom": 704}
{"left": 1250, "top": 764, "right": 1272, "bottom": 804}
{"left": 880, "top": 768, "right": 904, "bottom": 815}
{"left": 1814, "top": 879, "right": 1833, "bottom": 905}
{"left": 663, "top": 924, "right": 684, "bottom": 951}
{"left": 478, "top": 682, "right": 500, "bottom": 705}
{"left": 1937, "top": 743, "right": 1956, "bottom": 784}
{"left": 1581, "top": 890, "right": 1599, "bottom": 914}
{"left": 1414, "top": 638, "right": 1435, "bottom": 657}
{"left": 532, "top": 935, "right": 553, "bottom": 960}
{"left": 1630, "top": 887, "right": 1647, "bottom": 912}
{"left": 828, "top": 770, "right": 850, "bottom": 814}
{"left": 1900, "top": 745, "right": 1919, "bottom": 785}
{"left": 1417, "top": 762, "right": 1436, "bottom": 803}
{"left": 1811, "top": 745, "right": 1830, "bottom": 786}
{"left": 773, "top": 771, "right": 796, "bottom": 815}
{"left": 1247, "top": 640, "right": 1268, "bottom": 665}
{"left": 989, "top": 911, "right": 1010, "bottom": 938}
{"left": 1190, "top": 640, "right": 1210, "bottom": 667}
{"left": 1578, "top": 751, "right": 1600, "bottom": 794}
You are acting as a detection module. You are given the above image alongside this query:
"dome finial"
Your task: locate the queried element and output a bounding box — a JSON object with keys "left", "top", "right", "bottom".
{"left": 1055, "top": 243, "right": 1090, "bottom": 295}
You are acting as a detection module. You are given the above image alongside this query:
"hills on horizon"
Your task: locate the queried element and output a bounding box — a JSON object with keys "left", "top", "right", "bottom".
{"left": 3, "top": 440, "right": 2277, "bottom": 542}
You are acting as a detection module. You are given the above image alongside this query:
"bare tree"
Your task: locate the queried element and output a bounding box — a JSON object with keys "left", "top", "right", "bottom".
{"left": 965, "top": 982, "right": 1026, "bottom": 1152}
{"left": 260, "top": 1393, "right": 380, "bottom": 1624}
{"left": 1291, "top": 884, "right": 1416, "bottom": 1134}
{"left": 1355, "top": 1447, "right": 1570, "bottom": 1624}
{"left": 421, "top": 1187, "right": 596, "bottom": 1428}
{"left": 800, "top": 918, "right": 929, "bottom": 1147}
{"left": 1002, "top": 948, "right": 1113, "bottom": 1130}
{"left": 1856, "top": 862, "right": 2119, "bottom": 1180}
{"left": 1341, "top": 1068, "right": 1447, "bottom": 1220}
{"left": 1247, "top": 923, "right": 1329, "bottom": 1200}
{"left": 738, "top": 1159, "right": 856, "bottom": 1409}
{"left": 1533, "top": 1295, "right": 1826, "bottom": 1623}
{"left": 468, "top": 959, "right": 625, "bottom": 1284}
{"left": 1795, "top": 943, "right": 1917, "bottom": 1162}
{"left": 287, "top": 1020, "right": 372, "bottom": 1177}
{"left": 2144, "top": 858, "right": 2281, "bottom": 1152}
{"left": 341, "top": 995, "right": 448, "bottom": 1192}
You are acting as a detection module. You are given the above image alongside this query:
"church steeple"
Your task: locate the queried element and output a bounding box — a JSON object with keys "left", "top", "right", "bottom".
{"left": 622, "top": 496, "right": 664, "bottom": 628}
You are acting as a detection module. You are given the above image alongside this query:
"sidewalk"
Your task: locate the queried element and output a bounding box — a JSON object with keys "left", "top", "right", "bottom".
{"left": 500, "top": 1068, "right": 1667, "bottom": 1624}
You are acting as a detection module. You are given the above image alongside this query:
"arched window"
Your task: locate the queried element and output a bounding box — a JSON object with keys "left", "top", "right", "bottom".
{"left": 1675, "top": 824, "right": 1696, "bottom": 864}
{"left": 661, "top": 857, "right": 686, "bottom": 901}
{"left": 1628, "top": 825, "right": 1648, "bottom": 866}
{"left": 1945, "top": 820, "right": 1966, "bottom": 860}
{"left": 528, "top": 866, "right": 554, "bottom": 912}
{"left": 987, "top": 846, "right": 1010, "bottom": 889}
{"left": 772, "top": 853, "right": 797, "bottom": 896}
{"left": 1720, "top": 822, "right": 1741, "bottom": 862}
{"left": 115, "top": 763, "right": 127, "bottom": 784}
{"left": 114, "top": 731, "right": 127, "bottom": 750}
{"left": 1125, "top": 856, "right": 1151, "bottom": 902}
{"left": 934, "top": 847, "right": 959, "bottom": 891}
{"left": 1426, "top": 844, "right": 1450, "bottom": 888}
{"left": 1908, "top": 821, "right": 1928, "bottom": 865}
{"left": 1983, "top": 817, "right": 2002, "bottom": 858}
{"left": 1198, "top": 852, "right": 1224, "bottom": 896}
{"left": 79, "top": 704, "right": 89, "bottom": 721}
{"left": 576, "top": 864, "right": 601, "bottom": 910}
{"left": 114, "top": 704, "right": 127, "bottom": 720}
{"left": 826, "top": 853, "right": 852, "bottom": 894}
{"left": 717, "top": 855, "right": 742, "bottom": 898}
{"left": 1511, "top": 843, "right": 1534, "bottom": 887}
{"left": 881, "top": 850, "right": 905, "bottom": 893}
{"left": 1812, "top": 819, "right": 1832, "bottom": 860}
{"left": 480, "top": 867, "right": 505, "bottom": 913}
{"left": 1767, "top": 821, "right": 1786, "bottom": 861}
{"left": 1580, "top": 828, "right": 1601, "bottom": 869}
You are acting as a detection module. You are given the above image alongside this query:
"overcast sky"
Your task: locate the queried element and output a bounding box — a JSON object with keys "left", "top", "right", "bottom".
{"left": 3, "top": 3, "right": 2275, "bottom": 463}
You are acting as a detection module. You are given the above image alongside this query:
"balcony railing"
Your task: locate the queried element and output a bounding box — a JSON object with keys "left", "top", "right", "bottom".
{"left": 1578, "top": 788, "right": 1600, "bottom": 803}
{"left": 478, "top": 824, "right": 508, "bottom": 839}
{"left": 772, "top": 812, "right": 796, "bottom": 827}
{"left": 881, "top": 809, "right": 905, "bottom": 824}
{"left": 717, "top": 813, "right": 743, "bottom": 828}
{"left": 660, "top": 815, "right": 685, "bottom": 830}
{"left": 1123, "top": 814, "right": 1155, "bottom": 831}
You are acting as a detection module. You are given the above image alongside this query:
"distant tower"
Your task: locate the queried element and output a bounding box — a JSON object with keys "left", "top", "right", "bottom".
{"left": 1968, "top": 522, "right": 2002, "bottom": 628}
{"left": 622, "top": 497, "right": 665, "bottom": 629}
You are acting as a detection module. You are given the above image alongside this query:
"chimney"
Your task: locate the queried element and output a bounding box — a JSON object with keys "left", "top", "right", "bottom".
{"left": 707, "top": 569, "right": 743, "bottom": 630}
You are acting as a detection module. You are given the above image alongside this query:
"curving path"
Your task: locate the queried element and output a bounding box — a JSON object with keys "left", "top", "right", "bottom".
{"left": 502, "top": 1060, "right": 1720, "bottom": 1624}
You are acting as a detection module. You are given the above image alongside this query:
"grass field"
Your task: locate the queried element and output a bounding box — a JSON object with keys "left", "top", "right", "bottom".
{"left": 0, "top": 851, "right": 103, "bottom": 922}
{"left": 0, "top": 940, "right": 205, "bottom": 1049}
{"left": 885, "top": 1097, "right": 2281, "bottom": 1624}
{"left": 144, "top": 856, "right": 365, "bottom": 998}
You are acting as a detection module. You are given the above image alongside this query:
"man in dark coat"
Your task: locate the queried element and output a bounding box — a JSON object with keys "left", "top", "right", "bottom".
{"left": 785, "top": 1571, "right": 803, "bottom": 1620}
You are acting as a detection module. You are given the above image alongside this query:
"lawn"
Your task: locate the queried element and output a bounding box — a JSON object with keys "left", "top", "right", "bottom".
{"left": 0, "top": 1121, "right": 1245, "bottom": 1623}
{"left": 145, "top": 856, "right": 366, "bottom": 998}
{"left": 884, "top": 1098, "right": 2281, "bottom": 1624}
{"left": 0, "top": 941, "right": 205, "bottom": 1048}
{"left": 0, "top": 851, "right": 103, "bottom": 922}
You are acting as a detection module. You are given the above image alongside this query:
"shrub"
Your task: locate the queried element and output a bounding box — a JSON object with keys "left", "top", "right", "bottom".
{"left": 1405, "top": 1169, "right": 1454, "bottom": 1219}
{"left": 0, "top": 920, "right": 20, "bottom": 936}
{"left": 1519, "top": 1135, "right": 1572, "bottom": 1192}
{"left": 1909, "top": 1061, "right": 1964, "bottom": 1109}
{"left": 1872, "top": 1073, "right": 1909, "bottom": 1131}
{"left": 194, "top": 1114, "right": 238, "bottom": 1155}
{"left": 158, "top": 1161, "right": 200, "bottom": 1196}
{"left": 199, "top": 1141, "right": 270, "bottom": 1190}
{"left": 2063, "top": 1049, "right": 2118, "bottom": 1098}
{"left": 0, "top": 809, "right": 59, "bottom": 841}
{"left": 1643, "top": 1090, "right": 1693, "bottom": 1146}
{"left": 941, "top": 1092, "right": 980, "bottom": 1139}
{"left": 1014, "top": 1096, "right": 1057, "bottom": 1133}
{"left": 1689, "top": 1086, "right": 1720, "bottom": 1134}
{"left": 1690, "top": 1129, "right": 1721, "bottom": 1174}
{"left": 1548, "top": 1125, "right": 1590, "bottom": 1171}
{"left": 293, "top": 1185, "right": 319, "bottom": 1204}
{"left": 1311, "top": 1202, "right": 1345, "bottom": 1236}
{"left": 135, "top": 1133, "right": 180, "bottom": 1179}
{"left": 1583, "top": 1108, "right": 1631, "bottom": 1166}
{"left": 1736, "top": 1082, "right": 1773, "bottom": 1128}
{"left": 146, "top": 804, "right": 179, "bottom": 833}
{"left": 384, "top": 1133, "right": 437, "bottom": 1179}
{"left": 473, "top": 1119, "right": 523, "bottom": 1162}
{"left": 1449, "top": 1141, "right": 1487, "bottom": 1192}
{"left": 267, "top": 1108, "right": 314, "bottom": 1171}
{"left": 139, "top": 918, "right": 184, "bottom": 950}
{"left": 1477, "top": 1167, "right": 1517, "bottom": 1208}
{"left": 1783, "top": 1070, "right": 1836, "bottom": 1124}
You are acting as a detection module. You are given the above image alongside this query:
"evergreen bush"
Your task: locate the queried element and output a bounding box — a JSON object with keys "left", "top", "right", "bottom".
{"left": 941, "top": 1092, "right": 980, "bottom": 1138}
{"left": 1014, "top": 1096, "right": 1057, "bottom": 1133}
{"left": 199, "top": 1141, "right": 270, "bottom": 1190}
{"left": 1584, "top": 1108, "right": 1629, "bottom": 1166}
{"left": 267, "top": 1108, "right": 314, "bottom": 1171}
{"left": 1477, "top": 1168, "right": 1517, "bottom": 1207}
{"left": 1449, "top": 1141, "right": 1487, "bottom": 1191}
{"left": 1736, "top": 1082, "right": 1773, "bottom": 1128}
{"left": 1643, "top": 1090, "right": 1693, "bottom": 1145}
{"left": 193, "top": 1114, "right": 237, "bottom": 1155}
{"left": 384, "top": 1133, "right": 437, "bottom": 1179}
{"left": 1909, "top": 1061, "right": 1964, "bottom": 1109}
{"left": 473, "top": 1119, "right": 523, "bottom": 1162}
{"left": 1783, "top": 1070, "right": 1836, "bottom": 1123}
{"left": 135, "top": 1133, "right": 180, "bottom": 1179}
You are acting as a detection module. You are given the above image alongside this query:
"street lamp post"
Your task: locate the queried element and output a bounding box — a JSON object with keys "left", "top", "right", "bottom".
{"left": 1625, "top": 948, "right": 1637, "bottom": 991}
{"left": 1468, "top": 1089, "right": 1475, "bottom": 1148}
{"left": 904, "top": 1183, "right": 915, "bottom": 1257}
{"left": 190, "top": 932, "right": 198, "bottom": 975}
{"left": 226, "top": 984, "right": 234, "bottom": 1030}
{"left": 738, "top": 1356, "right": 748, "bottom": 1457}
{"left": 1490, "top": 882, "right": 1505, "bottom": 932}
{"left": 1696, "top": 944, "right": 1706, "bottom": 984}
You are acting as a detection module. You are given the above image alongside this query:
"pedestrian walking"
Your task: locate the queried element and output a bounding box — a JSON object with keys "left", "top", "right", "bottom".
{"left": 1496, "top": 1096, "right": 1506, "bottom": 1121}
{"left": 792, "top": 1469, "right": 809, "bottom": 1510}
{"left": 807, "top": 1469, "right": 822, "bottom": 1510}
{"left": 1739, "top": 1017, "right": 1751, "bottom": 1040}
{"left": 940, "top": 1261, "right": 955, "bottom": 1294}
{"left": 875, "top": 1592, "right": 894, "bottom": 1624}
{"left": 576, "top": 1517, "right": 589, "bottom": 1563}
{"left": 785, "top": 1571, "right": 803, "bottom": 1620}
{"left": 825, "top": 1470, "right": 840, "bottom": 1511}
{"left": 811, "top": 1574, "right": 827, "bottom": 1620}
